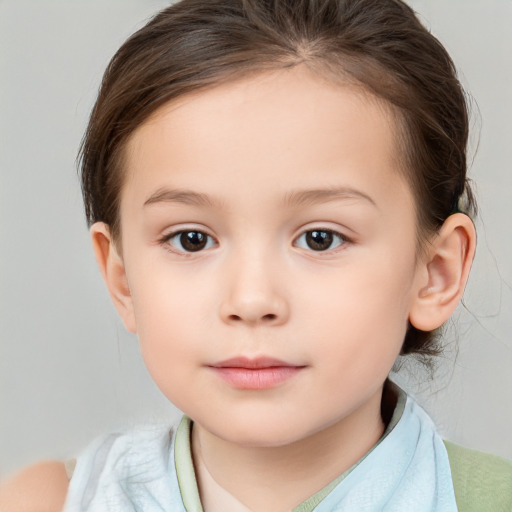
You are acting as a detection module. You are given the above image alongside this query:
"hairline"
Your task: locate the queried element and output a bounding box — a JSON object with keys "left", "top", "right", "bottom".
{"left": 108, "top": 61, "right": 432, "bottom": 257}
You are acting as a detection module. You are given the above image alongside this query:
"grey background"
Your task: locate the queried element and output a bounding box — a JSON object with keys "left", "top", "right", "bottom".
{"left": 1, "top": 0, "right": 511, "bottom": 478}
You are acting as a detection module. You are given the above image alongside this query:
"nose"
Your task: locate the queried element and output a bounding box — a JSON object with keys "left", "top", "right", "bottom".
{"left": 218, "top": 251, "right": 290, "bottom": 327}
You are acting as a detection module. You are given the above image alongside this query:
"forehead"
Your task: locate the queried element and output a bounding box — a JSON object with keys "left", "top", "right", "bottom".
{"left": 122, "top": 65, "right": 410, "bottom": 213}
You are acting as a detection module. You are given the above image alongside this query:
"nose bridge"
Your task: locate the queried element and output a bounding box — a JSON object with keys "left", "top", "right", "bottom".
{"left": 219, "top": 238, "right": 289, "bottom": 326}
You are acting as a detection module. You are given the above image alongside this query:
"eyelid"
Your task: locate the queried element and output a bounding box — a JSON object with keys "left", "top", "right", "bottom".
{"left": 293, "top": 226, "right": 352, "bottom": 253}
{"left": 159, "top": 226, "right": 218, "bottom": 254}
{"left": 157, "top": 223, "right": 353, "bottom": 255}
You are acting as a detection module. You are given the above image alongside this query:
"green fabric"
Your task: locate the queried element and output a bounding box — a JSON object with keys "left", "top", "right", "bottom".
{"left": 444, "top": 440, "right": 512, "bottom": 512}
{"left": 175, "top": 416, "right": 204, "bottom": 512}
{"left": 175, "top": 394, "right": 512, "bottom": 512}
{"left": 175, "top": 382, "right": 406, "bottom": 512}
{"left": 293, "top": 381, "right": 407, "bottom": 512}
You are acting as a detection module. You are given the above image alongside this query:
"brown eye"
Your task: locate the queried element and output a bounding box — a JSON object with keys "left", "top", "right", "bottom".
{"left": 167, "top": 230, "right": 215, "bottom": 253}
{"left": 295, "top": 229, "right": 346, "bottom": 252}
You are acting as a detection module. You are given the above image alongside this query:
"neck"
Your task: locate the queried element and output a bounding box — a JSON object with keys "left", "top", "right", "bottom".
{"left": 192, "top": 387, "right": 386, "bottom": 512}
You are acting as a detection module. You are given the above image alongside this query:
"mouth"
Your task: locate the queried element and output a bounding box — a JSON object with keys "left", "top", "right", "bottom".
{"left": 207, "top": 356, "right": 306, "bottom": 390}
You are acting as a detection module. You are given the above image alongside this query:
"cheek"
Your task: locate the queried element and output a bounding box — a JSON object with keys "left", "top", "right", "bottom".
{"left": 125, "top": 259, "right": 210, "bottom": 371}
{"left": 133, "top": 281, "right": 207, "bottom": 346}
{"left": 130, "top": 282, "right": 208, "bottom": 409}
{"left": 303, "top": 254, "right": 416, "bottom": 365}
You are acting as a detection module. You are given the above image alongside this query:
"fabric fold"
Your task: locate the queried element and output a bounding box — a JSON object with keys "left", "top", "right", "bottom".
{"left": 64, "top": 391, "right": 457, "bottom": 511}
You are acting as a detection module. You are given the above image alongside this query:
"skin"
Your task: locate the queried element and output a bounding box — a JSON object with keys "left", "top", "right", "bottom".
{"left": 93, "top": 66, "right": 475, "bottom": 510}
{"left": 0, "top": 461, "right": 68, "bottom": 511}
{"left": 1, "top": 65, "right": 475, "bottom": 511}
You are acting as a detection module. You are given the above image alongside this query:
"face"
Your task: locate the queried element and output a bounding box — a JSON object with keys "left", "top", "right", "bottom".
{"left": 115, "top": 66, "right": 424, "bottom": 447}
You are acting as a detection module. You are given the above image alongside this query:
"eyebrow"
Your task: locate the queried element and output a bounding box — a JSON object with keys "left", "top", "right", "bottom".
{"left": 143, "top": 186, "right": 376, "bottom": 209}
{"left": 144, "top": 188, "right": 220, "bottom": 208}
{"left": 283, "top": 187, "right": 377, "bottom": 209}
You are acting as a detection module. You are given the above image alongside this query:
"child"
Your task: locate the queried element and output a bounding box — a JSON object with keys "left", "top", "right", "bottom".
{"left": 1, "top": 0, "right": 511, "bottom": 510}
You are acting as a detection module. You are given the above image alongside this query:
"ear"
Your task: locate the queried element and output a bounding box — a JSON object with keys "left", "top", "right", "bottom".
{"left": 90, "top": 222, "right": 137, "bottom": 333}
{"left": 409, "top": 213, "right": 476, "bottom": 331}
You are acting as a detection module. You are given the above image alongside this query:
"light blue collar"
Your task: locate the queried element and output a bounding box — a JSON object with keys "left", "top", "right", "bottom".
{"left": 65, "top": 383, "right": 457, "bottom": 511}
{"left": 174, "top": 382, "right": 456, "bottom": 512}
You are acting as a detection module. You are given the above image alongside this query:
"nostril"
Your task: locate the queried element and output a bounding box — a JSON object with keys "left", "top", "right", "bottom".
{"left": 227, "top": 313, "right": 277, "bottom": 323}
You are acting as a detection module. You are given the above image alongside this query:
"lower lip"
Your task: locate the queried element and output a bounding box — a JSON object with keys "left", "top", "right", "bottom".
{"left": 210, "top": 366, "right": 304, "bottom": 390}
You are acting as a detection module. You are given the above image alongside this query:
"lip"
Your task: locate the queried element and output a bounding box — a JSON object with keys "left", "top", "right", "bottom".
{"left": 208, "top": 356, "right": 306, "bottom": 390}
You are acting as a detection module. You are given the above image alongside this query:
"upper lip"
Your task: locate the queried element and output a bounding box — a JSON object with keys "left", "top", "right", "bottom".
{"left": 209, "top": 356, "right": 303, "bottom": 369}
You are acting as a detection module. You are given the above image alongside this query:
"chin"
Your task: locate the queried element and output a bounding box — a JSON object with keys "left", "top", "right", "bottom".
{"left": 223, "top": 426, "right": 307, "bottom": 448}
{"left": 202, "top": 411, "right": 319, "bottom": 448}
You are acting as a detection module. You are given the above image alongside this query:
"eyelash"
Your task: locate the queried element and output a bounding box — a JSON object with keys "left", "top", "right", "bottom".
{"left": 159, "top": 228, "right": 350, "bottom": 255}
{"left": 159, "top": 229, "right": 217, "bottom": 254}
{"left": 294, "top": 229, "right": 349, "bottom": 253}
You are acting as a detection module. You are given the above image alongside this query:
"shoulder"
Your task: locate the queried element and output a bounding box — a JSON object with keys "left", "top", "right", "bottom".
{"left": 66, "top": 425, "right": 175, "bottom": 499}
{"left": 65, "top": 424, "right": 183, "bottom": 509}
{"left": 444, "top": 440, "right": 512, "bottom": 512}
{"left": 0, "top": 460, "right": 69, "bottom": 512}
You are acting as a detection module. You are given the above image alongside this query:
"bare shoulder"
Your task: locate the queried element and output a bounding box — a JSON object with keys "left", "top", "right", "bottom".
{"left": 0, "top": 461, "right": 69, "bottom": 512}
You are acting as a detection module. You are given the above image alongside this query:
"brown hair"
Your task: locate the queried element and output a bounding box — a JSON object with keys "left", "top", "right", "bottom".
{"left": 79, "top": 0, "right": 476, "bottom": 359}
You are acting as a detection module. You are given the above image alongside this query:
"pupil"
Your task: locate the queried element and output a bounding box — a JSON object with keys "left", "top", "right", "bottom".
{"left": 180, "top": 231, "right": 207, "bottom": 252}
{"left": 306, "top": 230, "right": 333, "bottom": 251}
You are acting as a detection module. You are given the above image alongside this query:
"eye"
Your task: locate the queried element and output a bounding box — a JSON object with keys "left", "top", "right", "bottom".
{"left": 164, "top": 230, "right": 216, "bottom": 253}
{"left": 295, "top": 229, "right": 347, "bottom": 252}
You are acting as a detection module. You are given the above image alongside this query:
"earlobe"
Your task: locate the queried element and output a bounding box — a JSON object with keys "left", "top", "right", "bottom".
{"left": 90, "top": 222, "right": 137, "bottom": 333}
{"left": 409, "top": 213, "right": 476, "bottom": 332}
